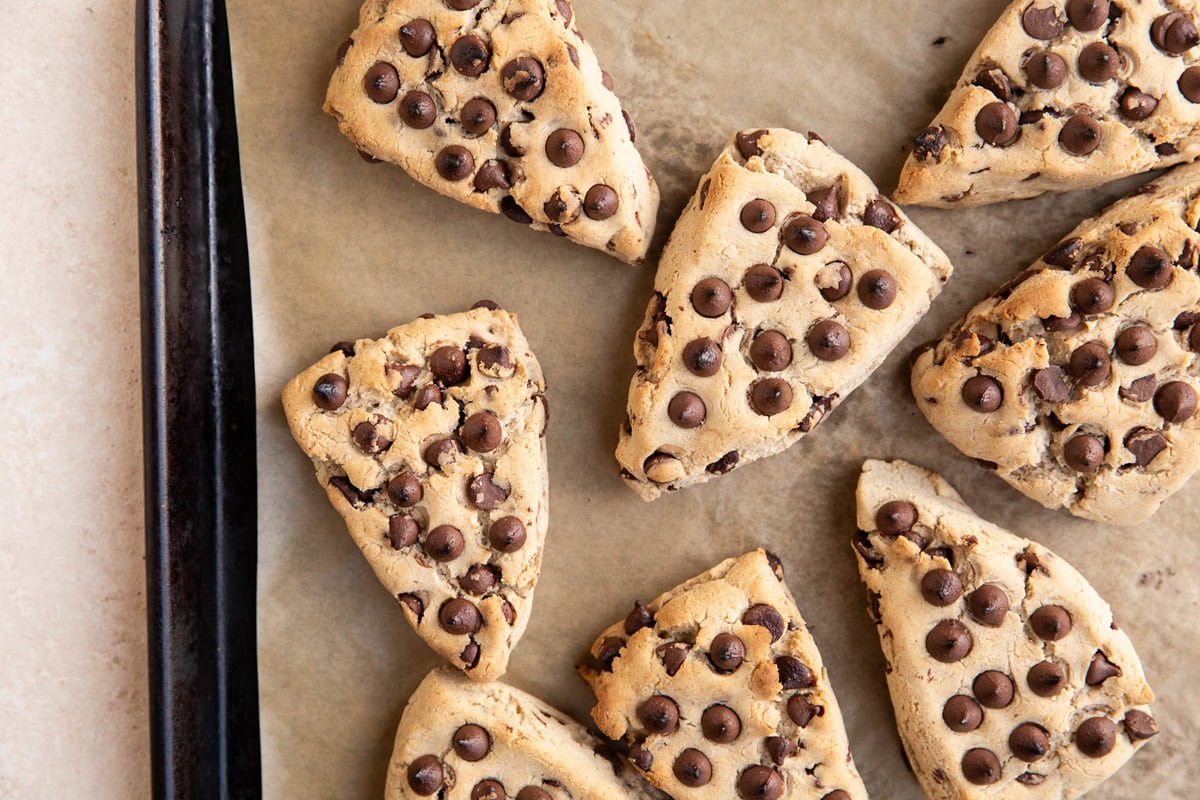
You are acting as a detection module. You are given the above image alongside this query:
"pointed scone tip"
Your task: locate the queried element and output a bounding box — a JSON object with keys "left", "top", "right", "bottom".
{"left": 385, "top": 667, "right": 658, "bottom": 799}
{"left": 582, "top": 549, "right": 869, "bottom": 800}
{"left": 325, "top": 0, "right": 659, "bottom": 263}
{"left": 895, "top": 0, "right": 1200, "bottom": 207}
{"left": 281, "top": 305, "right": 549, "bottom": 682}
{"left": 616, "top": 128, "right": 953, "bottom": 500}
{"left": 854, "top": 459, "right": 1157, "bottom": 800}
{"left": 911, "top": 163, "right": 1200, "bottom": 525}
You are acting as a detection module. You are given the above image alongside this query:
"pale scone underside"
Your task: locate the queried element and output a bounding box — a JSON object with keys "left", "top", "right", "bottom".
{"left": 853, "top": 459, "right": 1157, "bottom": 800}
{"left": 582, "top": 549, "right": 869, "bottom": 800}
{"left": 281, "top": 308, "right": 548, "bottom": 682}
{"left": 617, "top": 128, "right": 953, "bottom": 500}
{"left": 896, "top": 0, "right": 1200, "bottom": 207}
{"left": 325, "top": 0, "right": 659, "bottom": 263}
{"left": 911, "top": 163, "right": 1200, "bottom": 525}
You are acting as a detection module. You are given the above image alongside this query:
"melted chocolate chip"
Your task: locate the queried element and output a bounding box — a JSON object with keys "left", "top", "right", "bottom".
{"left": 1067, "top": 0, "right": 1110, "bottom": 31}
{"left": 864, "top": 199, "right": 900, "bottom": 233}
{"left": 1125, "top": 427, "right": 1168, "bottom": 466}
{"left": 1120, "top": 88, "right": 1159, "bottom": 120}
{"left": 876, "top": 500, "right": 918, "bottom": 535}
{"left": 656, "top": 642, "right": 690, "bottom": 676}
{"left": 857, "top": 269, "right": 898, "bottom": 310}
{"left": 684, "top": 338, "right": 723, "bottom": 377}
{"left": 1069, "top": 341, "right": 1111, "bottom": 387}
{"left": 1116, "top": 326, "right": 1158, "bottom": 365}
{"left": 388, "top": 515, "right": 420, "bottom": 549}
{"left": 459, "top": 564, "right": 498, "bottom": 596}
{"left": 468, "top": 473, "right": 509, "bottom": 510}
{"left": 1180, "top": 67, "right": 1200, "bottom": 103}
{"left": 912, "top": 126, "right": 950, "bottom": 161}
{"left": 436, "top": 146, "right": 475, "bottom": 182}
{"left": 1122, "top": 375, "right": 1158, "bottom": 403}
{"left": 765, "top": 736, "right": 795, "bottom": 765}
{"left": 808, "top": 185, "right": 840, "bottom": 222}
{"left": 962, "top": 748, "right": 1001, "bottom": 785}
{"left": 489, "top": 516, "right": 526, "bottom": 552}
{"left": 426, "top": 525, "right": 465, "bottom": 562}
{"left": 1152, "top": 12, "right": 1200, "bottom": 55}
{"left": 450, "top": 35, "right": 490, "bottom": 77}
{"left": 453, "top": 724, "right": 491, "bottom": 761}
{"left": 637, "top": 695, "right": 679, "bottom": 734}
{"left": 673, "top": 749, "right": 712, "bottom": 787}
{"left": 584, "top": 184, "right": 619, "bottom": 219}
{"left": 777, "top": 656, "right": 815, "bottom": 689}
{"left": 1086, "top": 650, "right": 1123, "bottom": 685}
{"left": 624, "top": 600, "right": 654, "bottom": 635}
{"left": 737, "top": 766, "right": 783, "bottom": 800}
{"left": 736, "top": 129, "right": 769, "bottom": 159}
{"left": 975, "top": 68, "right": 1013, "bottom": 101}
{"left": 962, "top": 375, "right": 1004, "bottom": 412}
{"left": 1071, "top": 278, "right": 1114, "bottom": 314}
{"left": 1123, "top": 710, "right": 1159, "bottom": 741}
{"left": 399, "top": 90, "right": 436, "bottom": 129}
{"left": 597, "top": 636, "right": 625, "bottom": 670}
{"left": 1022, "top": 5, "right": 1065, "bottom": 39}
{"left": 742, "top": 604, "right": 786, "bottom": 642}
{"left": 1078, "top": 42, "right": 1119, "bottom": 83}
{"left": 388, "top": 473, "right": 423, "bottom": 507}
{"left": 786, "top": 694, "right": 823, "bottom": 727}
{"left": 474, "top": 160, "right": 511, "bottom": 192}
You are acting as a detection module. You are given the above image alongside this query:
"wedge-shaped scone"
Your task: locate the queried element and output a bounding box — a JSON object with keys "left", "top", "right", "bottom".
{"left": 912, "top": 164, "right": 1200, "bottom": 525}
{"left": 895, "top": 0, "right": 1200, "bottom": 207}
{"left": 281, "top": 307, "right": 548, "bottom": 681}
{"left": 853, "top": 459, "right": 1158, "bottom": 800}
{"left": 616, "top": 129, "right": 953, "bottom": 500}
{"left": 326, "top": 0, "right": 658, "bottom": 263}
{"left": 581, "top": 550, "right": 868, "bottom": 800}
{"left": 385, "top": 667, "right": 656, "bottom": 799}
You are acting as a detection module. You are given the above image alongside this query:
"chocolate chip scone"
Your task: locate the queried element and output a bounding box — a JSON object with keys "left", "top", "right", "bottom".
{"left": 853, "top": 459, "right": 1158, "bottom": 800}
{"left": 911, "top": 164, "right": 1200, "bottom": 525}
{"left": 580, "top": 550, "right": 868, "bottom": 800}
{"left": 281, "top": 306, "right": 548, "bottom": 681}
{"left": 895, "top": 0, "right": 1200, "bottom": 207}
{"left": 385, "top": 667, "right": 656, "bottom": 799}
{"left": 616, "top": 128, "right": 953, "bottom": 500}
{"left": 326, "top": 0, "right": 659, "bottom": 264}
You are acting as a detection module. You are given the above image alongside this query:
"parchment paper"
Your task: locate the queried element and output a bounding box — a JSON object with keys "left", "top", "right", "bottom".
{"left": 228, "top": 2, "right": 1198, "bottom": 797}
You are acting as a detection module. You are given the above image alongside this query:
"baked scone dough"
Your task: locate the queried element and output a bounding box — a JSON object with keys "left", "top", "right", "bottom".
{"left": 582, "top": 550, "right": 868, "bottom": 800}
{"left": 854, "top": 459, "right": 1158, "bottom": 800}
{"left": 281, "top": 307, "right": 548, "bottom": 681}
{"left": 616, "top": 128, "right": 953, "bottom": 500}
{"left": 895, "top": 0, "right": 1200, "bottom": 207}
{"left": 385, "top": 667, "right": 656, "bottom": 799}
{"left": 912, "top": 163, "right": 1200, "bottom": 525}
{"left": 326, "top": 0, "right": 659, "bottom": 263}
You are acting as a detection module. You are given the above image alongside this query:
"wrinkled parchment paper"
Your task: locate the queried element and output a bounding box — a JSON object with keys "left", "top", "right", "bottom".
{"left": 228, "top": 1, "right": 1198, "bottom": 797}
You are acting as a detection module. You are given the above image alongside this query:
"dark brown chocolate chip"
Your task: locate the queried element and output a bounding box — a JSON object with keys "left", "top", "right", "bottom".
{"left": 1122, "top": 375, "right": 1158, "bottom": 403}
{"left": 786, "top": 694, "right": 823, "bottom": 727}
{"left": 1123, "top": 710, "right": 1160, "bottom": 741}
{"left": 388, "top": 473, "right": 423, "bottom": 507}
{"left": 629, "top": 742, "right": 653, "bottom": 771}
{"left": 1060, "top": 115, "right": 1103, "bottom": 155}
{"left": 430, "top": 346, "right": 467, "bottom": 385}
{"left": 684, "top": 338, "right": 723, "bottom": 377}
{"left": 1071, "top": 278, "right": 1115, "bottom": 314}
{"left": 546, "top": 129, "right": 584, "bottom": 168}
{"left": 1120, "top": 88, "right": 1159, "bottom": 120}
{"left": 555, "top": 0, "right": 573, "bottom": 25}
{"left": 398, "top": 593, "right": 425, "bottom": 622}
{"left": 975, "top": 68, "right": 1013, "bottom": 101}
{"left": 450, "top": 35, "right": 490, "bottom": 77}
{"left": 1155, "top": 381, "right": 1198, "bottom": 422}
{"left": 1078, "top": 42, "right": 1120, "bottom": 83}
{"left": 876, "top": 500, "right": 917, "bottom": 535}
{"left": 330, "top": 341, "right": 357, "bottom": 357}
{"left": 477, "top": 344, "right": 514, "bottom": 377}
{"left": 822, "top": 792, "right": 850, "bottom": 800}
{"left": 453, "top": 724, "right": 491, "bottom": 761}
{"left": 668, "top": 392, "right": 707, "bottom": 429}
{"left": 1010, "top": 723, "right": 1051, "bottom": 762}
{"left": 967, "top": 584, "right": 1009, "bottom": 626}
{"left": 736, "top": 129, "right": 769, "bottom": 159}
{"left": 819, "top": 263, "right": 853, "bottom": 302}
{"left": 740, "top": 199, "right": 777, "bottom": 233}
{"left": 1076, "top": 717, "right": 1118, "bottom": 758}
{"left": 499, "top": 125, "right": 526, "bottom": 158}
{"left": 920, "top": 569, "right": 963, "bottom": 606}
{"left": 1125, "top": 427, "right": 1168, "bottom": 466}
{"left": 912, "top": 126, "right": 950, "bottom": 161}
{"left": 692, "top": 277, "right": 733, "bottom": 317}
{"left": 1028, "top": 660, "right": 1067, "bottom": 697}
{"left": 926, "top": 619, "right": 972, "bottom": 663}
{"left": 423, "top": 437, "right": 461, "bottom": 470}
{"left": 1086, "top": 650, "right": 1123, "bottom": 686}
{"left": 750, "top": 331, "right": 793, "bottom": 372}
{"left": 498, "top": 56, "right": 545, "bottom": 101}
{"left": 624, "top": 601, "right": 654, "bottom": 635}
{"left": 973, "top": 670, "right": 1015, "bottom": 709}
{"left": 962, "top": 748, "right": 1001, "bottom": 786}
{"left": 353, "top": 419, "right": 392, "bottom": 453}
{"left": 1030, "top": 605, "right": 1072, "bottom": 640}
{"left": 1191, "top": 322, "right": 1200, "bottom": 353}
{"left": 313, "top": 373, "right": 348, "bottom": 410}
{"left": 737, "top": 766, "right": 783, "bottom": 800}
{"left": 961, "top": 375, "right": 1004, "bottom": 412}
{"left": 436, "top": 146, "right": 475, "bottom": 182}
{"left": 460, "top": 564, "right": 498, "bottom": 596}
{"left": 857, "top": 269, "right": 898, "bottom": 310}
{"left": 446, "top": 0, "right": 482, "bottom": 9}
{"left": 336, "top": 38, "right": 353, "bottom": 65}
{"left": 462, "top": 411, "right": 503, "bottom": 452}
{"left": 673, "top": 749, "right": 712, "bottom": 787}
{"left": 808, "top": 185, "right": 840, "bottom": 222}
{"left": 471, "top": 781, "right": 505, "bottom": 800}
{"left": 458, "top": 97, "right": 496, "bottom": 136}
{"left": 426, "top": 524, "right": 465, "bottom": 562}
{"left": 398, "top": 90, "right": 436, "bottom": 129}
{"left": 942, "top": 695, "right": 983, "bottom": 733}
{"left": 1069, "top": 341, "right": 1111, "bottom": 387}
{"left": 623, "top": 110, "right": 637, "bottom": 142}
{"left": 468, "top": 473, "right": 509, "bottom": 510}
{"left": 388, "top": 515, "right": 420, "bottom": 549}
{"left": 414, "top": 384, "right": 444, "bottom": 411}
{"left": 975, "top": 102, "right": 1019, "bottom": 147}
{"left": 776, "top": 656, "right": 815, "bottom": 689}
{"left": 864, "top": 199, "right": 900, "bottom": 233}
{"left": 745, "top": 265, "right": 785, "bottom": 302}
{"left": 807, "top": 320, "right": 850, "bottom": 361}
{"left": 1152, "top": 12, "right": 1200, "bottom": 55}
{"left": 364, "top": 62, "right": 400, "bottom": 103}
{"left": 708, "top": 632, "right": 746, "bottom": 672}
{"left": 407, "top": 755, "right": 444, "bottom": 795}
{"left": 489, "top": 517, "right": 526, "bottom": 552}
{"left": 400, "top": 19, "right": 435, "bottom": 57}
{"left": 439, "top": 598, "right": 481, "bottom": 635}
{"left": 473, "top": 160, "right": 511, "bottom": 192}
{"left": 701, "top": 705, "right": 742, "bottom": 743}
{"left": 1180, "top": 67, "right": 1200, "bottom": 103}
{"left": 1068, "top": 0, "right": 1110, "bottom": 30}
{"left": 386, "top": 363, "right": 420, "bottom": 399}
{"left": 516, "top": 788, "right": 550, "bottom": 800}
{"left": 656, "top": 642, "right": 690, "bottom": 676}
{"left": 750, "top": 378, "right": 792, "bottom": 416}
{"left": 782, "top": 214, "right": 829, "bottom": 254}
{"left": 584, "top": 184, "right": 619, "bottom": 220}
{"left": 765, "top": 736, "right": 795, "bottom": 765}
{"left": 742, "top": 604, "right": 785, "bottom": 642}
{"left": 1043, "top": 313, "right": 1083, "bottom": 333}
{"left": 1116, "top": 326, "right": 1158, "bottom": 366}
{"left": 597, "top": 636, "right": 625, "bottom": 670}
{"left": 1128, "top": 245, "right": 1174, "bottom": 289}
{"left": 706, "top": 451, "right": 739, "bottom": 475}
{"left": 1023, "top": 5, "right": 1065, "bottom": 39}
{"left": 637, "top": 695, "right": 678, "bottom": 733}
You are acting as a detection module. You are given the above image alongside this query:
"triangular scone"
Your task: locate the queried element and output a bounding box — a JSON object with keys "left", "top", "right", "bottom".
{"left": 895, "top": 0, "right": 1200, "bottom": 207}
{"left": 616, "top": 129, "right": 953, "bottom": 500}
{"left": 581, "top": 550, "right": 869, "bottom": 800}
{"left": 281, "top": 306, "right": 548, "bottom": 681}
{"left": 912, "top": 164, "right": 1200, "bottom": 525}
{"left": 853, "top": 459, "right": 1158, "bottom": 800}
{"left": 385, "top": 668, "right": 656, "bottom": 799}
{"left": 325, "top": 0, "right": 659, "bottom": 263}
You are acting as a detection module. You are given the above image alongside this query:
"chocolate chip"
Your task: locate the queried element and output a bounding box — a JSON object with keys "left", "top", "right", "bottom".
{"left": 473, "top": 160, "right": 511, "bottom": 192}
{"left": 460, "top": 564, "right": 498, "bottom": 596}
{"left": 1122, "top": 375, "right": 1158, "bottom": 403}
{"left": 329, "top": 341, "right": 357, "bottom": 357}
{"left": 397, "top": 90, "right": 436, "bottom": 129}
{"left": 446, "top": 0, "right": 481, "bottom": 9}
{"left": 973, "top": 670, "right": 1014, "bottom": 709}
{"left": 515, "top": 788, "right": 551, "bottom": 800}
{"left": 546, "top": 129, "right": 584, "bottom": 168}
{"left": 684, "top": 338, "right": 723, "bottom": 377}
{"left": 388, "top": 515, "right": 419, "bottom": 549}
{"left": 1023, "top": 5, "right": 1064, "bottom": 39}
{"left": 468, "top": 473, "right": 509, "bottom": 510}
{"left": 975, "top": 67, "right": 1013, "bottom": 101}
{"left": 786, "top": 694, "right": 823, "bottom": 727}
{"left": 926, "top": 619, "right": 972, "bottom": 663}
{"left": 1009, "top": 723, "right": 1051, "bottom": 762}
{"left": 1069, "top": 341, "right": 1111, "bottom": 387}
{"left": 967, "top": 584, "right": 1009, "bottom": 626}
{"left": 1086, "top": 650, "right": 1123, "bottom": 686}
{"left": 808, "top": 185, "right": 840, "bottom": 222}
{"left": 807, "top": 320, "right": 850, "bottom": 361}
{"left": 597, "top": 636, "right": 625, "bottom": 670}
{"left": 455, "top": 97, "right": 496, "bottom": 136}
{"left": 400, "top": 19, "right": 435, "bottom": 57}
{"left": 1076, "top": 717, "right": 1118, "bottom": 758}
{"left": 364, "top": 62, "right": 400, "bottom": 103}
{"left": 636, "top": 695, "right": 679, "bottom": 734}
{"left": 708, "top": 632, "right": 746, "bottom": 672}
{"left": 1128, "top": 245, "right": 1174, "bottom": 289}
{"left": 668, "top": 392, "right": 707, "bottom": 429}
{"left": 1125, "top": 427, "right": 1168, "bottom": 467}
{"left": 750, "top": 378, "right": 792, "bottom": 416}
{"left": 742, "top": 604, "right": 785, "bottom": 642}
{"left": 477, "top": 344, "right": 514, "bottom": 378}
{"left": 1123, "top": 710, "right": 1159, "bottom": 741}
{"left": 736, "top": 129, "right": 769, "bottom": 159}
{"left": 737, "top": 766, "right": 783, "bottom": 800}
{"left": 623, "top": 110, "right": 637, "bottom": 142}
{"left": 430, "top": 346, "right": 467, "bottom": 385}
{"left": 426, "top": 525, "right": 465, "bottom": 562}
{"left": 1119, "top": 88, "right": 1159, "bottom": 120}
{"left": 313, "top": 373, "right": 348, "bottom": 410}
{"left": 706, "top": 451, "right": 739, "bottom": 476}
{"left": 1180, "top": 67, "right": 1200, "bottom": 103}
{"left": 462, "top": 411, "right": 503, "bottom": 452}
{"left": 555, "top": 0, "right": 573, "bottom": 25}
{"left": 740, "top": 199, "right": 777, "bottom": 233}
{"left": 414, "top": 383, "right": 443, "bottom": 410}
{"left": 336, "top": 38, "right": 353, "bottom": 65}
{"left": 450, "top": 35, "right": 490, "bottom": 77}
{"left": 1113, "top": 326, "right": 1157, "bottom": 366}
{"left": 817, "top": 263, "right": 853, "bottom": 302}
{"left": 624, "top": 601, "right": 654, "bottom": 635}
{"left": 1071, "top": 278, "right": 1114, "bottom": 314}
{"left": 1030, "top": 605, "right": 1072, "bottom": 640}
{"left": 876, "top": 500, "right": 917, "bottom": 535}
{"left": 439, "top": 598, "right": 481, "bottom": 635}
{"left": 765, "top": 737, "right": 795, "bottom": 765}
{"left": 776, "top": 656, "right": 815, "bottom": 689}
{"left": 1017, "top": 773, "right": 1046, "bottom": 787}
{"left": 629, "top": 742, "right": 653, "bottom": 771}
{"left": 1060, "top": 115, "right": 1103, "bottom": 156}
{"left": 673, "top": 749, "right": 712, "bottom": 787}
{"left": 656, "top": 641, "right": 690, "bottom": 676}
{"left": 1043, "top": 313, "right": 1083, "bottom": 333}
{"left": 436, "top": 146, "right": 475, "bottom": 182}
{"left": 329, "top": 475, "right": 374, "bottom": 506}
{"left": 1155, "top": 381, "right": 1197, "bottom": 422}
{"left": 745, "top": 265, "right": 784, "bottom": 302}
{"left": 407, "top": 755, "right": 444, "bottom": 795}
{"left": 975, "top": 102, "right": 1019, "bottom": 147}
{"left": 499, "top": 125, "right": 526, "bottom": 158}
{"left": 353, "top": 419, "right": 392, "bottom": 453}
{"left": 582, "top": 184, "right": 619, "bottom": 220}
{"left": 912, "top": 126, "right": 950, "bottom": 161}
{"left": 921, "top": 569, "right": 963, "bottom": 606}
{"left": 961, "top": 375, "right": 1003, "bottom": 412}
{"left": 453, "top": 724, "right": 491, "bottom": 761}
{"left": 782, "top": 214, "right": 829, "bottom": 254}
{"left": 1027, "top": 660, "right": 1067, "bottom": 697}
{"left": 864, "top": 199, "right": 900, "bottom": 233}
{"left": 471, "top": 780, "right": 505, "bottom": 800}
{"left": 387, "top": 473, "right": 423, "bottom": 507}
{"left": 1152, "top": 12, "right": 1200, "bottom": 55}
{"left": 1191, "top": 322, "right": 1200, "bottom": 352}
{"left": 701, "top": 705, "right": 742, "bottom": 743}
{"left": 942, "top": 695, "right": 983, "bottom": 732}
{"left": 1078, "top": 42, "right": 1119, "bottom": 83}
{"left": 857, "top": 269, "right": 898, "bottom": 310}
{"left": 750, "top": 331, "right": 793, "bottom": 372}
{"left": 962, "top": 748, "right": 1001, "bottom": 786}
{"left": 488, "top": 517, "right": 527, "bottom": 553}
{"left": 398, "top": 593, "right": 424, "bottom": 620}
{"left": 692, "top": 277, "right": 732, "bottom": 317}
{"left": 822, "top": 792, "right": 850, "bottom": 800}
